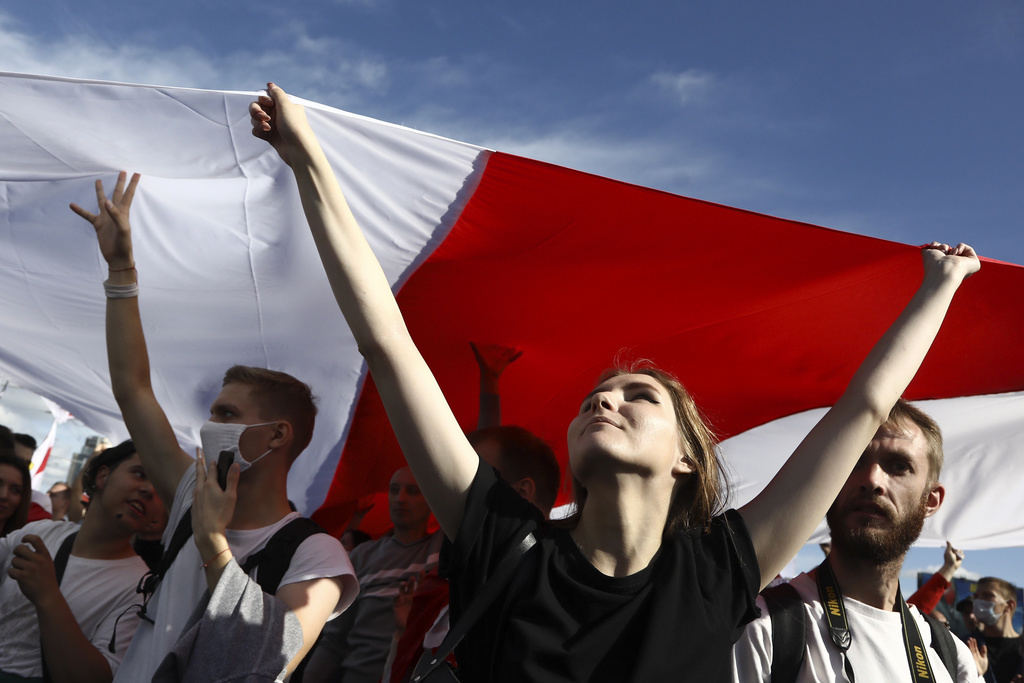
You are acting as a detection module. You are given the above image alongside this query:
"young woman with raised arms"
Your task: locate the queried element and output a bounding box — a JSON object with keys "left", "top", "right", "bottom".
{"left": 250, "top": 84, "right": 979, "bottom": 682}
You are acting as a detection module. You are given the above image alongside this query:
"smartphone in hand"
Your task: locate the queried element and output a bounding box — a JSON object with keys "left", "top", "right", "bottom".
{"left": 217, "top": 451, "right": 233, "bottom": 490}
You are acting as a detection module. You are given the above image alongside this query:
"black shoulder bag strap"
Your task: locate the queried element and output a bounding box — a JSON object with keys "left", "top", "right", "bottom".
{"left": 923, "top": 612, "right": 958, "bottom": 681}
{"left": 762, "top": 582, "right": 807, "bottom": 683}
{"left": 409, "top": 520, "right": 539, "bottom": 683}
{"left": 41, "top": 531, "right": 78, "bottom": 683}
{"left": 136, "top": 505, "right": 194, "bottom": 622}
{"left": 239, "top": 516, "right": 327, "bottom": 595}
{"left": 816, "top": 558, "right": 940, "bottom": 683}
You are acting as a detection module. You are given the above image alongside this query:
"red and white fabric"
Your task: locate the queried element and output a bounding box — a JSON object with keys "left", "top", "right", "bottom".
{"left": 1, "top": 72, "right": 1022, "bottom": 547}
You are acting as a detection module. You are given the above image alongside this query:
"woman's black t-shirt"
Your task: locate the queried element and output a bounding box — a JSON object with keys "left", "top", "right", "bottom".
{"left": 442, "top": 463, "right": 761, "bottom": 682}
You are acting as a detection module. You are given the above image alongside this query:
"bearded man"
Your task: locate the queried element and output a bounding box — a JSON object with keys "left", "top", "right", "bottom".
{"left": 731, "top": 399, "right": 985, "bottom": 683}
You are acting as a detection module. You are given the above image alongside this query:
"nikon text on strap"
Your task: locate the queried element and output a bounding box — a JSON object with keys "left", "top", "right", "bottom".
{"left": 815, "top": 558, "right": 938, "bottom": 683}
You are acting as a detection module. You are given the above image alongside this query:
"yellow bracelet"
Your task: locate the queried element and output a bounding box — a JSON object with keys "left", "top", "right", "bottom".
{"left": 203, "top": 547, "right": 231, "bottom": 569}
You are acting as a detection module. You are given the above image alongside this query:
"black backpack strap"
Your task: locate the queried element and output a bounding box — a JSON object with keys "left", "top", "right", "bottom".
{"left": 923, "top": 612, "right": 958, "bottom": 681}
{"left": 239, "top": 517, "right": 328, "bottom": 595}
{"left": 52, "top": 531, "right": 77, "bottom": 585}
{"left": 41, "top": 531, "right": 78, "bottom": 683}
{"left": 762, "top": 582, "right": 807, "bottom": 683}
{"left": 160, "top": 505, "right": 197, "bottom": 575}
{"left": 137, "top": 505, "right": 194, "bottom": 622}
{"left": 410, "top": 520, "right": 539, "bottom": 683}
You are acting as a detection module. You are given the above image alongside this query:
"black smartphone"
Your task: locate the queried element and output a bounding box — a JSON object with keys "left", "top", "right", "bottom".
{"left": 217, "top": 451, "right": 233, "bottom": 490}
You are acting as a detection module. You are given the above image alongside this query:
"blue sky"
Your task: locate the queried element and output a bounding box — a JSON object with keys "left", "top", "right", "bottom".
{"left": 1, "top": 1, "right": 1021, "bottom": 590}
{"left": 2, "top": 1, "right": 1022, "bottom": 259}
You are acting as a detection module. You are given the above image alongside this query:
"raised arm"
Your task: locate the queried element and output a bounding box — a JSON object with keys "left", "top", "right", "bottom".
{"left": 739, "top": 243, "right": 979, "bottom": 588}
{"left": 71, "top": 174, "right": 191, "bottom": 506}
{"left": 250, "top": 84, "right": 479, "bottom": 540}
{"left": 471, "top": 342, "right": 522, "bottom": 429}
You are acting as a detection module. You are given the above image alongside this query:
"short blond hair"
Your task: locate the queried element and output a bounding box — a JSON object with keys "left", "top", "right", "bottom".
{"left": 223, "top": 365, "right": 317, "bottom": 460}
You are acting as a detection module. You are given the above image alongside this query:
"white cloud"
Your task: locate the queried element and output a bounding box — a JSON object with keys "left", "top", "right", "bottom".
{"left": 0, "top": 14, "right": 388, "bottom": 107}
{"left": 649, "top": 68, "right": 716, "bottom": 107}
{"left": 0, "top": 12, "right": 793, "bottom": 218}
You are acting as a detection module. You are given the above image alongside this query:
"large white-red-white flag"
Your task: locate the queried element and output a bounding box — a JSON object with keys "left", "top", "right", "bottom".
{"left": 1, "top": 72, "right": 1022, "bottom": 546}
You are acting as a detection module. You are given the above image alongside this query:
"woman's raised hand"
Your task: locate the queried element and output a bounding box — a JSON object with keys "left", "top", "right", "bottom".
{"left": 249, "top": 82, "right": 316, "bottom": 167}
{"left": 922, "top": 241, "right": 981, "bottom": 282}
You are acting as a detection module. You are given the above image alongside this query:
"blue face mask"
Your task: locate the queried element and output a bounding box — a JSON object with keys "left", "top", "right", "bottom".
{"left": 972, "top": 599, "right": 1004, "bottom": 627}
{"left": 199, "top": 420, "right": 277, "bottom": 473}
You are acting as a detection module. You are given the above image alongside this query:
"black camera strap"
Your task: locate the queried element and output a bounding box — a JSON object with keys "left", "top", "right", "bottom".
{"left": 815, "top": 558, "right": 937, "bottom": 683}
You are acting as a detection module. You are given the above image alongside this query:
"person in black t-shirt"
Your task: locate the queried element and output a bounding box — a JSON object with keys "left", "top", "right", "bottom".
{"left": 251, "top": 82, "right": 980, "bottom": 681}
{"left": 972, "top": 577, "right": 1022, "bottom": 682}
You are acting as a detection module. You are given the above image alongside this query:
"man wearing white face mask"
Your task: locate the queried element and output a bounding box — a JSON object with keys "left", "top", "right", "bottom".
{"left": 72, "top": 173, "right": 358, "bottom": 683}
{"left": 972, "top": 577, "right": 1022, "bottom": 683}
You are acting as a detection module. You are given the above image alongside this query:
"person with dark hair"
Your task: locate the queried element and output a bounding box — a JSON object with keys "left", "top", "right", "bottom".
{"left": 251, "top": 83, "right": 978, "bottom": 681}
{"left": 383, "top": 424, "right": 562, "bottom": 682}
{"left": 300, "top": 467, "right": 442, "bottom": 683}
{"left": 12, "top": 433, "right": 37, "bottom": 460}
{"left": 959, "top": 597, "right": 982, "bottom": 638}
{"left": 972, "top": 577, "right": 1022, "bottom": 682}
{"left": 0, "top": 425, "right": 15, "bottom": 450}
{"left": 72, "top": 172, "right": 356, "bottom": 683}
{"left": 732, "top": 399, "right": 985, "bottom": 682}
{"left": 10, "top": 432, "right": 54, "bottom": 523}
{"left": 468, "top": 425, "right": 561, "bottom": 518}
{"left": 0, "top": 440, "right": 160, "bottom": 682}
{"left": 0, "top": 452, "right": 31, "bottom": 538}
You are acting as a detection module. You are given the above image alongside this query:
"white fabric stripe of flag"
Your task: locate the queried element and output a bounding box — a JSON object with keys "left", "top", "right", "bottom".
{"left": 0, "top": 72, "right": 486, "bottom": 513}
{"left": 719, "top": 391, "right": 1024, "bottom": 550}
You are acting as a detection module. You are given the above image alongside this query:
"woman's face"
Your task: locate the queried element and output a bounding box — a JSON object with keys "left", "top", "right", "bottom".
{"left": 0, "top": 463, "right": 25, "bottom": 524}
{"left": 567, "top": 373, "right": 692, "bottom": 485}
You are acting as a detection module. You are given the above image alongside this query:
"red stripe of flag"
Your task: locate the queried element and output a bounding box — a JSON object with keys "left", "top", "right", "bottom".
{"left": 313, "top": 152, "right": 1024, "bottom": 535}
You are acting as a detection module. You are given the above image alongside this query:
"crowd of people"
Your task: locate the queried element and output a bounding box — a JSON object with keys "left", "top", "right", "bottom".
{"left": 0, "top": 83, "right": 1020, "bottom": 682}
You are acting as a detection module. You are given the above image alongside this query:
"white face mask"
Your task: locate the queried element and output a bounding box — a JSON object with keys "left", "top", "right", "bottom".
{"left": 972, "top": 599, "right": 1004, "bottom": 627}
{"left": 199, "top": 420, "right": 277, "bottom": 473}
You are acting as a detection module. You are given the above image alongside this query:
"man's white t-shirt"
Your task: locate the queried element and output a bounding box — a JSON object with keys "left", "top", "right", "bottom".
{"left": 113, "top": 466, "right": 358, "bottom": 682}
{"left": 731, "top": 572, "right": 983, "bottom": 683}
{"left": 0, "top": 520, "right": 147, "bottom": 678}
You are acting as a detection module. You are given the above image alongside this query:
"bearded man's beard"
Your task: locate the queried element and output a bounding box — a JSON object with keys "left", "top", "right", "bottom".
{"left": 826, "top": 492, "right": 930, "bottom": 565}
